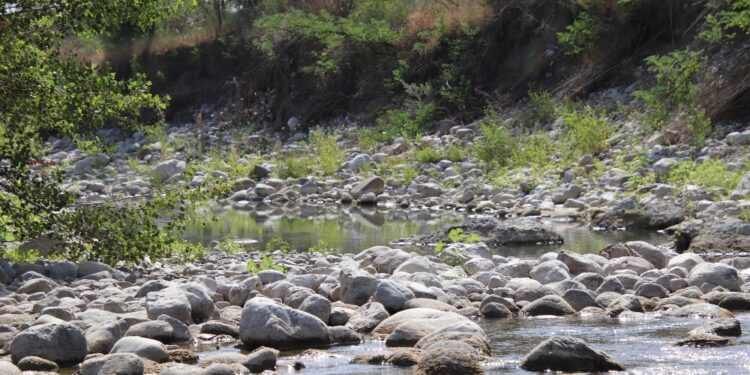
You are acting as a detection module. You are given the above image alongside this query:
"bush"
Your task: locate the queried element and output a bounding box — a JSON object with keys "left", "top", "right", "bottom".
{"left": 474, "top": 113, "right": 513, "bottom": 169}
{"left": 561, "top": 105, "right": 613, "bottom": 157}
{"left": 701, "top": 0, "right": 750, "bottom": 42}
{"left": 310, "top": 130, "right": 344, "bottom": 175}
{"left": 275, "top": 153, "right": 313, "bottom": 179}
{"left": 665, "top": 159, "right": 745, "bottom": 190}
{"left": 265, "top": 237, "right": 293, "bottom": 253}
{"left": 520, "top": 91, "right": 559, "bottom": 130}
{"left": 634, "top": 49, "right": 704, "bottom": 128}
{"left": 415, "top": 146, "right": 443, "bottom": 164}
{"left": 557, "top": 12, "right": 603, "bottom": 56}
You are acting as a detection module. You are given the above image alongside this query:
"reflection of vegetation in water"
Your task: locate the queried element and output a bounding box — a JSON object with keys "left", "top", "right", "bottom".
{"left": 185, "top": 210, "right": 459, "bottom": 252}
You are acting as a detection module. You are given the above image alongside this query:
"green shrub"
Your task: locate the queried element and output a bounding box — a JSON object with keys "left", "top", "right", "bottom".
{"left": 447, "top": 228, "right": 481, "bottom": 243}
{"left": 474, "top": 114, "right": 513, "bottom": 169}
{"left": 265, "top": 237, "right": 293, "bottom": 253}
{"left": 275, "top": 153, "right": 313, "bottom": 179}
{"left": 511, "top": 133, "right": 556, "bottom": 170}
{"left": 634, "top": 49, "right": 704, "bottom": 128}
{"left": 561, "top": 105, "right": 612, "bottom": 157}
{"left": 665, "top": 159, "right": 745, "bottom": 190}
{"left": 415, "top": 146, "right": 443, "bottom": 164}
{"left": 247, "top": 255, "right": 286, "bottom": 274}
{"left": 557, "top": 12, "right": 603, "bottom": 56}
{"left": 310, "top": 130, "right": 344, "bottom": 175}
{"left": 521, "top": 91, "right": 559, "bottom": 129}
{"left": 701, "top": 0, "right": 750, "bottom": 42}
{"left": 444, "top": 144, "right": 468, "bottom": 162}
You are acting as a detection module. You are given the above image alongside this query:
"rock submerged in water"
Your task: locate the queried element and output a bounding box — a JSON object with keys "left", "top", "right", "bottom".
{"left": 521, "top": 336, "right": 625, "bottom": 372}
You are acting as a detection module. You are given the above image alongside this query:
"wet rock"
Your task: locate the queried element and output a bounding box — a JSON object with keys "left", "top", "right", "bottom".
{"left": 243, "top": 347, "right": 278, "bottom": 373}
{"left": 689, "top": 318, "right": 742, "bottom": 337}
{"left": 415, "top": 340, "right": 484, "bottom": 375}
{"left": 110, "top": 336, "right": 169, "bottom": 363}
{"left": 675, "top": 333, "right": 736, "bottom": 347}
{"left": 10, "top": 322, "right": 87, "bottom": 365}
{"left": 346, "top": 302, "right": 390, "bottom": 333}
{"left": 520, "top": 295, "right": 576, "bottom": 316}
{"left": 239, "top": 297, "right": 330, "bottom": 349}
{"left": 521, "top": 336, "right": 625, "bottom": 372}
{"left": 688, "top": 263, "right": 741, "bottom": 292}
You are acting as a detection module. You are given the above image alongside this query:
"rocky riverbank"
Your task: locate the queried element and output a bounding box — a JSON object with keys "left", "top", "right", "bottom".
{"left": 43, "top": 107, "right": 750, "bottom": 255}
{"left": 0, "top": 235, "right": 748, "bottom": 374}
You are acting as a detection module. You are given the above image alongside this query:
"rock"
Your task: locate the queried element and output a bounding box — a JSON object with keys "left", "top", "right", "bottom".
{"left": 373, "top": 280, "right": 416, "bottom": 313}
{"left": 338, "top": 270, "right": 377, "bottom": 306}
{"left": 10, "top": 322, "right": 87, "bottom": 365}
{"left": 521, "top": 336, "right": 625, "bottom": 372}
{"left": 675, "top": 333, "right": 736, "bottom": 347}
{"left": 351, "top": 176, "right": 385, "bottom": 199}
{"left": 562, "top": 289, "right": 600, "bottom": 311}
{"left": 558, "top": 251, "right": 603, "bottom": 275}
{"left": 298, "top": 294, "right": 332, "bottom": 323}
{"left": 414, "top": 321, "right": 491, "bottom": 356}
{"left": 668, "top": 253, "right": 704, "bottom": 271}
{"left": 110, "top": 336, "right": 169, "bottom": 363}
{"left": 253, "top": 183, "right": 276, "bottom": 198}
{"left": 663, "top": 303, "right": 735, "bottom": 318}
{"left": 243, "top": 347, "right": 278, "bottom": 373}
{"left": 0, "top": 362, "right": 21, "bottom": 375}
{"left": 530, "top": 261, "right": 570, "bottom": 284}
{"left": 593, "top": 199, "right": 684, "bottom": 230}
{"left": 688, "top": 263, "right": 741, "bottom": 292}
{"left": 79, "top": 353, "right": 144, "bottom": 375}
{"left": 603, "top": 256, "right": 655, "bottom": 275}
{"left": 124, "top": 320, "right": 176, "bottom": 343}
{"left": 415, "top": 340, "right": 484, "bottom": 375}
{"left": 153, "top": 159, "right": 186, "bottom": 182}
{"left": 520, "top": 295, "right": 576, "bottom": 316}
{"left": 17, "top": 356, "right": 58, "bottom": 372}
{"left": 239, "top": 297, "right": 330, "bottom": 349}
{"left": 689, "top": 318, "right": 742, "bottom": 337}
{"left": 346, "top": 302, "right": 390, "bottom": 333}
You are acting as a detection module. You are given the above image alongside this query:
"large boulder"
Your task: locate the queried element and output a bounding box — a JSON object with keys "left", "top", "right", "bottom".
{"left": 688, "top": 263, "right": 741, "bottom": 292}
{"left": 239, "top": 297, "right": 330, "bottom": 349}
{"left": 10, "top": 323, "right": 87, "bottom": 365}
{"left": 521, "top": 336, "right": 625, "bottom": 372}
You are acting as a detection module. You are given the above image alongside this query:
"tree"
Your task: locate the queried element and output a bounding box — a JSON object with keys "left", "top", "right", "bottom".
{"left": 0, "top": 0, "right": 223, "bottom": 264}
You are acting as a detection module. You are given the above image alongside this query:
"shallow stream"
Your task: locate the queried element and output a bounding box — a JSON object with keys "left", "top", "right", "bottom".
{"left": 179, "top": 206, "right": 749, "bottom": 374}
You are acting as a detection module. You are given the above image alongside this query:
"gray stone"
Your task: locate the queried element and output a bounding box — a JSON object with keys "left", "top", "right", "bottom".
{"left": 10, "top": 322, "right": 87, "bottom": 365}
{"left": 79, "top": 353, "right": 144, "bottom": 375}
{"left": 239, "top": 297, "right": 330, "bottom": 349}
{"left": 521, "top": 336, "right": 625, "bottom": 372}
{"left": 110, "top": 336, "right": 169, "bottom": 363}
